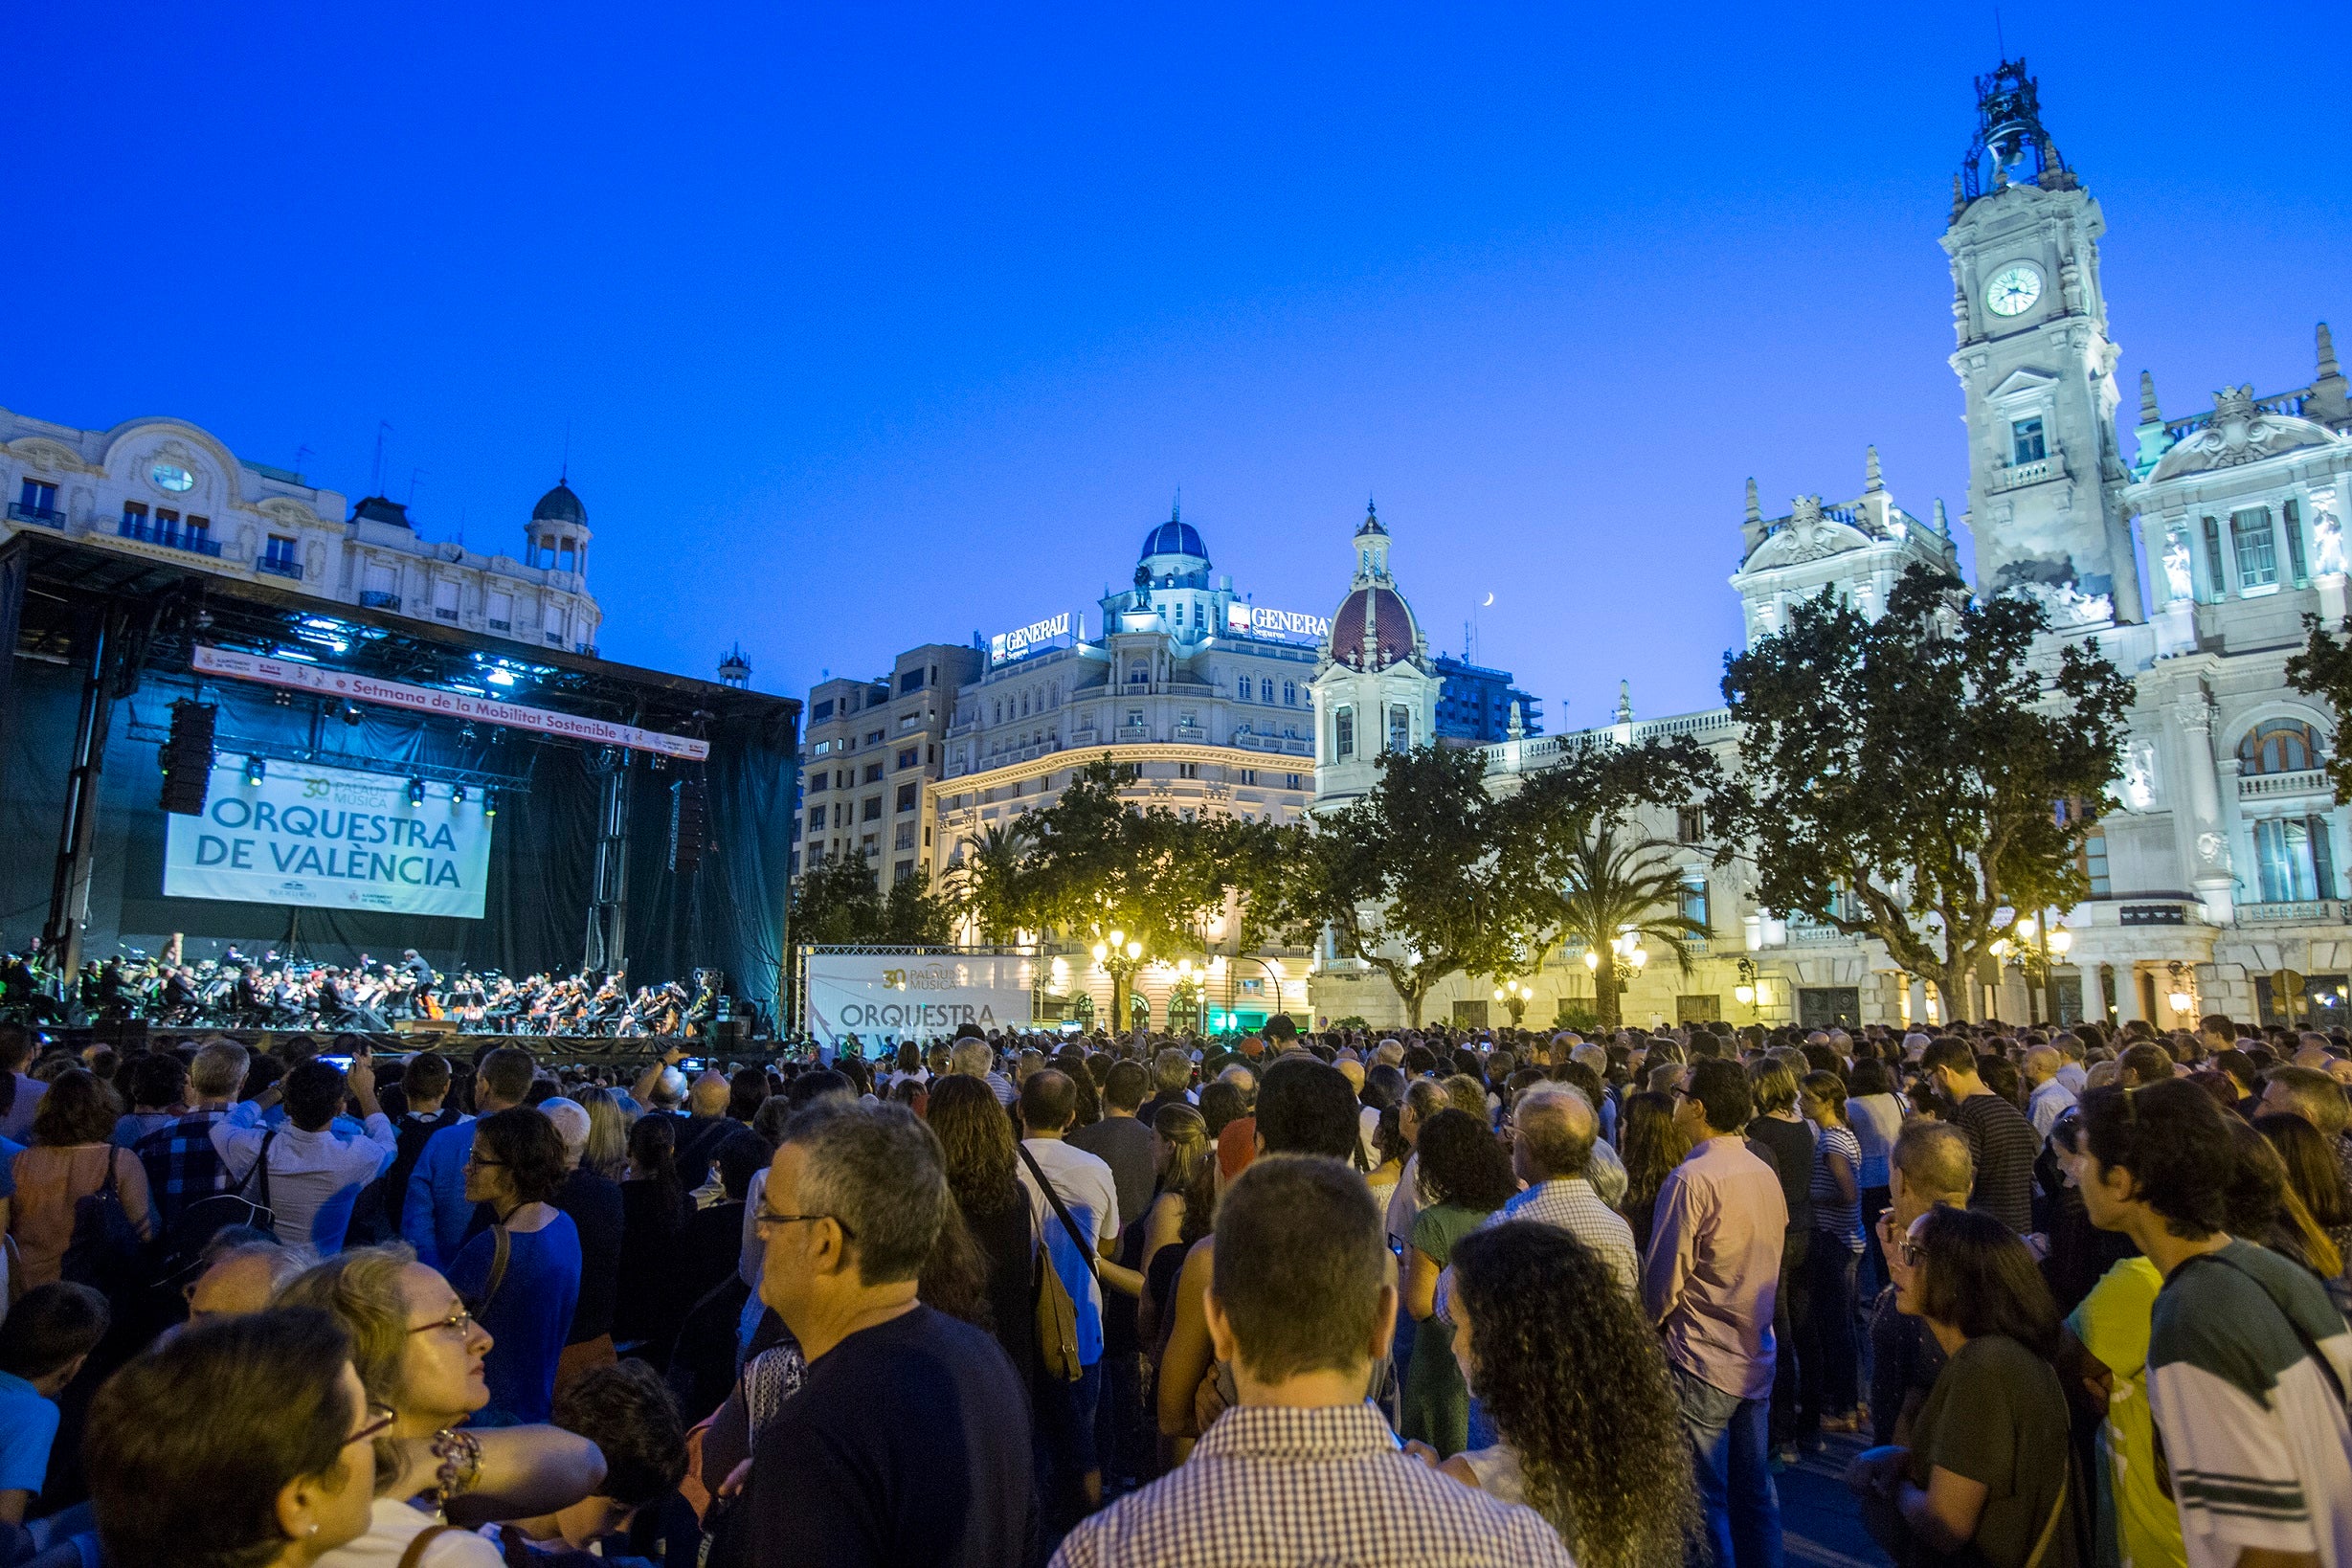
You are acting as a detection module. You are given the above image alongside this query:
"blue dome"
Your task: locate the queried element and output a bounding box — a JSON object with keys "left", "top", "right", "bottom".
{"left": 1139, "top": 519, "right": 1207, "bottom": 561}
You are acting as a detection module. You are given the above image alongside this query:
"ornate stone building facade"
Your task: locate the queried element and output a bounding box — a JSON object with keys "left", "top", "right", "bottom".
{"left": 1307, "top": 60, "right": 2352, "bottom": 1034}
{"left": 1, "top": 410, "right": 602, "bottom": 653}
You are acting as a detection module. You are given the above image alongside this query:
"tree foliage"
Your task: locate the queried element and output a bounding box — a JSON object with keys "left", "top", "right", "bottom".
{"left": 2284, "top": 614, "right": 2352, "bottom": 803}
{"left": 790, "top": 854, "right": 954, "bottom": 947}
{"left": 1256, "top": 744, "right": 1517, "bottom": 1028}
{"left": 1712, "top": 564, "right": 2133, "bottom": 1019}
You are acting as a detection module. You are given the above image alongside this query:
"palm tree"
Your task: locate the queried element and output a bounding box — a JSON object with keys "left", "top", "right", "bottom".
{"left": 940, "top": 817, "right": 1041, "bottom": 945}
{"left": 1544, "top": 822, "right": 1709, "bottom": 1034}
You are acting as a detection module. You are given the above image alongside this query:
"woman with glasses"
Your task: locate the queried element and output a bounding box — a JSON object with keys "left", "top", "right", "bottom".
{"left": 85, "top": 1308, "right": 384, "bottom": 1568}
{"left": 446, "top": 1107, "right": 582, "bottom": 1424}
{"left": 1846, "top": 1204, "right": 2079, "bottom": 1568}
{"left": 279, "top": 1245, "right": 606, "bottom": 1568}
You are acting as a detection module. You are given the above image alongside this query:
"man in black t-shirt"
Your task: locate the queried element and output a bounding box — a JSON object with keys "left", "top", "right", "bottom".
{"left": 751, "top": 1100, "right": 1033, "bottom": 1568}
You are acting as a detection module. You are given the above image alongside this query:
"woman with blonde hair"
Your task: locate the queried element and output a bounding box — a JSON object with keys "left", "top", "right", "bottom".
{"left": 277, "top": 1244, "right": 605, "bottom": 1567}
{"left": 565, "top": 1085, "right": 630, "bottom": 1180}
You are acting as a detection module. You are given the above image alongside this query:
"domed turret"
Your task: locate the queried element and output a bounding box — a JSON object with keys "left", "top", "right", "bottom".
{"left": 532, "top": 482, "right": 588, "bottom": 526}
{"left": 1325, "top": 499, "right": 1421, "bottom": 670}
{"left": 1137, "top": 499, "right": 1210, "bottom": 587}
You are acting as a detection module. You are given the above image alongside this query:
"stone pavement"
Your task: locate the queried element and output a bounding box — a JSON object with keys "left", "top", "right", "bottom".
{"left": 1780, "top": 1431, "right": 1892, "bottom": 1568}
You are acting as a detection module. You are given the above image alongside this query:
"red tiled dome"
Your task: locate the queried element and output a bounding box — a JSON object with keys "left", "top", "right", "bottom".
{"left": 1331, "top": 585, "right": 1416, "bottom": 667}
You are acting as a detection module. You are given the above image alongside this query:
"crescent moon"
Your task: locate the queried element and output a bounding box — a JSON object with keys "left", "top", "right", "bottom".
{"left": 1481, "top": 593, "right": 1495, "bottom": 607}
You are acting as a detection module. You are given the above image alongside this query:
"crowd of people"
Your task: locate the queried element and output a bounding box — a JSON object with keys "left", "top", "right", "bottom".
{"left": 0, "top": 1002, "right": 2346, "bottom": 1568}
{"left": 0, "top": 935, "right": 722, "bottom": 1037}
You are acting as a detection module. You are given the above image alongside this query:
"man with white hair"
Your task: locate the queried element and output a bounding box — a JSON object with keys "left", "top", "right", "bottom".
{"left": 1487, "top": 1085, "right": 1639, "bottom": 1295}
{"left": 1371, "top": 1040, "right": 1405, "bottom": 1069}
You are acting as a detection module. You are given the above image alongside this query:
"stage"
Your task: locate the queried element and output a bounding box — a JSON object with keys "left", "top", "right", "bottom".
{"left": 0, "top": 530, "right": 800, "bottom": 1026}
{"left": 49, "top": 1019, "right": 807, "bottom": 1067}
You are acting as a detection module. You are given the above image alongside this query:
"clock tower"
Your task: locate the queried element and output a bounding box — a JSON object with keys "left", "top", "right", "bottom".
{"left": 1941, "top": 60, "right": 2143, "bottom": 627}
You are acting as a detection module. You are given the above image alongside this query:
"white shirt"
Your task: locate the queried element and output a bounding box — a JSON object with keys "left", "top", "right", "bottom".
{"left": 212, "top": 1100, "right": 396, "bottom": 1258}
{"left": 1016, "top": 1135, "right": 1121, "bottom": 1366}
{"left": 2027, "top": 1077, "right": 2078, "bottom": 1139}
{"left": 317, "top": 1497, "right": 502, "bottom": 1568}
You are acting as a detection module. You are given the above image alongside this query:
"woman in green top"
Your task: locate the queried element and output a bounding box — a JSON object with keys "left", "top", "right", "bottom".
{"left": 1847, "top": 1204, "right": 2080, "bottom": 1568}
{"left": 1400, "top": 1108, "right": 1517, "bottom": 1454}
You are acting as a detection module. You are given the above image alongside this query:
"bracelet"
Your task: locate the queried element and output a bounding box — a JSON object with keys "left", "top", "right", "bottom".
{"left": 429, "top": 1426, "right": 482, "bottom": 1516}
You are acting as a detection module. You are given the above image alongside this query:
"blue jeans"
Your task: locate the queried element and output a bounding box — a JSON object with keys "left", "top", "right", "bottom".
{"left": 1672, "top": 1362, "right": 1783, "bottom": 1568}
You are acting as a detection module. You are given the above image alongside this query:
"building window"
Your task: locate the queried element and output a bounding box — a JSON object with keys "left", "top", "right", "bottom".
{"left": 2284, "top": 499, "right": 2310, "bottom": 586}
{"left": 1679, "top": 877, "right": 1710, "bottom": 932}
{"left": 865, "top": 729, "right": 885, "bottom": 746}
{"left": 2202, "top": 516, "right": 2228, "bottom": 600}
{"left": 2011, "top": 416, "right": 2046, "bottom": 465}
{"left": 2230, "top": 508, "right": 2278, "bottom": 590}
{"left": 1177, "top": 762, "right": 1198, "bottom": 780}
{"left": 900, "top": 668, "right": 925, "bottom": 692}
{"left": 1286, "top": 773, "right": 1303, "bottom": 790}
{"left": 2238, "top": 720, "right": 2324, "bottom": 775}
{"left": 808, "top": 810, "right": 825, "bottom": 833}
{"left": 433, "top": 580, "right": 459, "bottom": 623}
{"left": 1239, "top": 769, "right": 1257, "bottom": 785}
{"left": 1334, "top": 706, "right": 1355, "bottom": 758}
{"left": 2254, "top": 815, "right": 2337, "bottom": 903}
{"left": 863, "top": 762, "right": 885, "bottom": 784}
{"left": 896, "top": 783, "right": 918, "bottom": 812}
{"left": 897, "top": 747, "right": 919, "bottom": 770}
{"left": 894, "top": 820, "right": 917, "bottom": 850}
{"left": 861, "top": 833, "right": 879, "bottom": 859}
{"left": 1283, "top": 681, "right": 1297, "bottom": 705}
{"left": 546, "top": 606, "right": 568, "bottom": 642}
{"left": 1677, "top": 806, "right": 1706, "bottom": 844}
{"left": 262, "top": 534, "right": 300, "bottom": 574}
{"left": 2084, "top": 827, "right": 2110, "bottom": 897}
{"left": 15, "top": 479, "right": 57, "bottom": 519}
{"left": 1388, "top": 705, "right": 1410, "bottom": 753}
{"left": 862, "top": 796, "right": 883, "bottom": 822}
{"left": 1126, "top": 708, "right": 1145, "bottom": 728}
{"left": 808, "top": 772, "right": 828, "bottom": 792}
{"left": 813, "top": 698, "right": 835, "bottom": 721}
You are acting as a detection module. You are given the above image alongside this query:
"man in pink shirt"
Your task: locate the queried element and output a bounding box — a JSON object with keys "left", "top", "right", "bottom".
{"left": 1642, "top": 1057, "right": 1787, "bottom": 1568}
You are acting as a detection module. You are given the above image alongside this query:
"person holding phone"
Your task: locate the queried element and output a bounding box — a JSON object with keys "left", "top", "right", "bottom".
{"left": 212, "top": 1049, "right": 397, "bottom": 1258}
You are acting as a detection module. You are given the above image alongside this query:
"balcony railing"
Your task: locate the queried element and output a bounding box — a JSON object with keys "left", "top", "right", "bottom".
{"left": 118, "top": 517, "right": 221, "bottom": 557}
{"left": 7, "top": 502, "right": 65, "bottom": 529}
{"left": 359, "top": 590, "right": 401, "bottom": 610}
{"left": 1990, "top": 458, "right": 2055, "bottom": 493}
{"left": 436, "top": 609, "right": 459, "bottom": 622}
{"left": 2239, "top": 768, "right": 2332, "bottom": 800}
{"left": 2239, "top": 900, "right": 2352, "bottom": 925}
{"left": 256, "top": 556, "right": 303, "bottom": 580}
{"left": 487, "top": 618, "right": 511, "bottom": 632}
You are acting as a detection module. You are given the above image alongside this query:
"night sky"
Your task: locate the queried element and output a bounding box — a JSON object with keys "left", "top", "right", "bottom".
{"left": 12, "top": 2, "right": 2344, "bottom": 728}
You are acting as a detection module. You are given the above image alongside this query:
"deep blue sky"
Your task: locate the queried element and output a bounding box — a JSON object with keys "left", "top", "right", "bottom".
{"left": 12, "top": 3, "right": 2344, "bottom": 728}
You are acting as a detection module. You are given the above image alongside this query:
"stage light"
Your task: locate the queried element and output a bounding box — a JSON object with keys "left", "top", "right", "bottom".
{"left": 342, "top": 701, "right": 362, "bottom": 726}
{"left": 452, "top": 782, "right": 467, "bottom": 803}
{"left": 408, "top": 777, "right": 426, "bottom": 805}
{"left": 459, "top": 721, "right": 478, "bottom": 741}
{"left": 484, "top": 789, "right": 498, "bottom": 818}
{"left": 245, "top": 756, "right": 265, "bottom": 786}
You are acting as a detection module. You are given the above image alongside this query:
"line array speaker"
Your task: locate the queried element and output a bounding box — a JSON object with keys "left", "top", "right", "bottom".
{"left": 669, "top": 777, "right": 707, "bottom": 874}
{"left": 160, "top": 701, "right": 218, "bottom": 816}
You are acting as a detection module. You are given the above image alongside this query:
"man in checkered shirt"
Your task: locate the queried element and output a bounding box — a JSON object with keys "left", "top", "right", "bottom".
{"left": 1052, "top": 1154, "right": 1571, "bottom": 1568}
{"left": 132, "top": 1038, "right": 249, "bottom": 1237}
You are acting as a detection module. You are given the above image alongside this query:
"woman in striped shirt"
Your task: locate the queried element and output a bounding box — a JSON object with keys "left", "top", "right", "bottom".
{"left": 1800, "top": 1070, "right": 1867, "bottom": 1437}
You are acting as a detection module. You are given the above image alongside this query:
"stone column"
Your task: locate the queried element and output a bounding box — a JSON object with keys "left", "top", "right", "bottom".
{"left": 2177, "top": 690, "right": 2236, "bottom": 924}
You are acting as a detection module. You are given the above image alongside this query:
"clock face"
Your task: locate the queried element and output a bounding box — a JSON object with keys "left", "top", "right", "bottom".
{"left": 150, "top": 461, "right": 195, "bottom": 492}
{"left": 1985, "top": 264, "right": 2043, "bottom": 318}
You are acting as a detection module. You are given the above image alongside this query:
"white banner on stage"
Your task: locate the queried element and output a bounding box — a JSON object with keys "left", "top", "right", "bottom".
{"left": 164, "top": 758, "right": 495, "bottom": 919}
{"left": 804, "top": 952, "right": 1036, "bottom": 1046}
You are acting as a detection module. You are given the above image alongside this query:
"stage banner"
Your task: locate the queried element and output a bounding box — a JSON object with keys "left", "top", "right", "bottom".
{"left": 804, "top": 951, "right": 1036, "bottom": 1046}
{"left": 164, "top": 758, "right": 496, "bottom": 919}
{"left": 191, "top": 645, "right": 709, "bottom": 761}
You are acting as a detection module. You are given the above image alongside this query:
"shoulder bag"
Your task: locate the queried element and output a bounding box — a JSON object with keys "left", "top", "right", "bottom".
{"left": 1018, "top": 1143, "right": 1096, "bottom": 1384}
{"left": 170, "top": 1128, "right": 278, "bottom": 1266}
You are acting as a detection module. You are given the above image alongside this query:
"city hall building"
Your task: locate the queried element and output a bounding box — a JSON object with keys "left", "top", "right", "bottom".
{"left": 1306, "top": 61, "right": 2352, "bottom": 1033}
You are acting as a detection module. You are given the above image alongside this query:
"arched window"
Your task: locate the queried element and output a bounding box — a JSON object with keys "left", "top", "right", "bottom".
{"left": 2238, "top": 720, "right": 2325, "bottom": 775}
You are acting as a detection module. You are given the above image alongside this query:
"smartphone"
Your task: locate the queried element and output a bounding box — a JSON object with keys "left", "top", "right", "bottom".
{"left": 322, "top": 1055, "right": 354, "bottom": 1069}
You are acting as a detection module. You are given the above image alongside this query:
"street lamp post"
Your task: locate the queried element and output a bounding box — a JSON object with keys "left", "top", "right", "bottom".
{"left": 1091, "top": 930, "right": 1148, "bottom": 1040}
{"left": 1490, "top": 978, "right": 1534, "bottom": 1028}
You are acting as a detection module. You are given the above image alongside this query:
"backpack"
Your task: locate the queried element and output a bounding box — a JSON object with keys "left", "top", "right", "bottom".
{"left": 1018, "top": 1143, "right": 1095, "bottom": 1384}
{"left": 62, "top": 1148, "right": 148, "bottom": 1305}
{"left": 167, "top": 1131, "right": 277, "bottom": 1271}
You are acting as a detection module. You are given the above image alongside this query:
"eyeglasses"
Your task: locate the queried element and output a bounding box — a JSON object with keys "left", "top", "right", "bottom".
{"left": 753, "top": 1207, "right": 856, "bottom": 1239}
{"left": 349, "top": 1403, "right": 398, "bottom": 1446}
{"left": 464, "top": 1153, "right": 504, "bottom": 1168}
{"left": 407, "top": 1307, "right": 479, "bottom": 1339}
